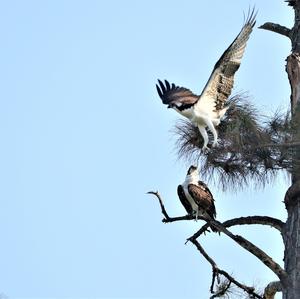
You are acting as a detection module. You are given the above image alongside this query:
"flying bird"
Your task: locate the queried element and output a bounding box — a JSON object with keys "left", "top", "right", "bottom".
{"left": 156, "top": 9, "right": 256, "bottom": 150}
{"left": 177, "top": 165, "right": 217, "bottom": 231}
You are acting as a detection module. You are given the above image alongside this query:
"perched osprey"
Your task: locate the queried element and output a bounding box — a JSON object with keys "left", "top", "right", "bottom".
{"left": 156, "top": 9, "right": 256, "bottom": 150}
{"left": 177, "top": 165, "right": 217, "bottom": 231}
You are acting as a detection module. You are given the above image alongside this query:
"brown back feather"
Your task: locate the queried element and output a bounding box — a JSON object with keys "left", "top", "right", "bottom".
{"left": 188, "top": 183, "right": 216, "bottom": 219}
{"left": 156, "top": 79, "right": 198, "bottom": 107}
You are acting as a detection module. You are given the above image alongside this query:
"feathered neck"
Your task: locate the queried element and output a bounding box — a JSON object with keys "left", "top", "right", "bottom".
{"left": 184, "top": 171, "right": 199, "bottom": 185}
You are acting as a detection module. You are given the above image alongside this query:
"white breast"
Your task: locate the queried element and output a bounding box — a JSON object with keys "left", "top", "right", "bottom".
{"left": 173, "top": 107, "right": 194, "bottom": 119}
{"left": 182, "top": 181, "right": 198, "bottom": 212}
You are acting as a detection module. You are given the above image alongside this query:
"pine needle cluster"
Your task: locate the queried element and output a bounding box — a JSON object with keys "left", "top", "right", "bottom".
{"left": 174, "top": 93, "right": 297, "bottom": 190}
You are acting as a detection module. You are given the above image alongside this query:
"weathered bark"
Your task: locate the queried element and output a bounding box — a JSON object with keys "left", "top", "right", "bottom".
{"left": 263, "top": 281, "right": 282, "bottom": 299}
{"left": 283, "top": 182, "right": 300, "bottom": 298}
{"left": 286, "top": 54, "right": 300, "bottom": 116}
{"left": 283, "top": 2, "right": 300, "bottom": 298}
{"left": 258, "top": 1, "right": 300, "bottom": 298}
{"left": 277, "top": 1, "right": 300, "bottom": 298}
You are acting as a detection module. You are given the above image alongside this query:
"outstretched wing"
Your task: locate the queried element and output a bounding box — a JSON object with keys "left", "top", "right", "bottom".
{"left": 198, "top": 8, "right": 256, "bottom": 112}
{"left": 188, "top": 182, "right": 216, "bottom": 219}
{"left": 156, "top": 79, "right": 198, "bottom": 110}
{"left": 177, "top": 185, "right": 193, "bottom": 214}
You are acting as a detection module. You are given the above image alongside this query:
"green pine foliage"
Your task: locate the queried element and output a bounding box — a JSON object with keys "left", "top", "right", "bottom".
{"left": 174, "top": 93, "right": 297, "bottom": 190}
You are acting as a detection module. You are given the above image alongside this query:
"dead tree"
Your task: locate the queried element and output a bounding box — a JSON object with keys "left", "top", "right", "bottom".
{"left": 150, "top": 2, "right": 300, "bottom": 298}
{"left": 260, "top": 1, "right": 300, "bottom": 298}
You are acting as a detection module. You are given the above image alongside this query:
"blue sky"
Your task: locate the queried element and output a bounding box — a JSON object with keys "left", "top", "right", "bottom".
{"left": 0, "top": 1, "right": 293, "bottom": 298}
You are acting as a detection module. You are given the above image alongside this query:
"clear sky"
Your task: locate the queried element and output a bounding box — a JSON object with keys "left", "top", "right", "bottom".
{"left": 0, "top": 1, "right": 293, "bottom": 298}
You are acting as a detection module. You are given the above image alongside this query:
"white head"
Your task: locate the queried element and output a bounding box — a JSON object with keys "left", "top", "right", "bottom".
{"left": 185, "top": 165, "right": 199, "bottom": 183}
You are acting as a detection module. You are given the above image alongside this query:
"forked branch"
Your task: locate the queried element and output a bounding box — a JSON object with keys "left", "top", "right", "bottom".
{"left": 149, "top": 191, "right": 288, "bottom": 286}
{"left": 147, "top": 191, "right": 206, "bottom": 223}
{"left": 190, "top": 238, "right": 263, "bottom": 299}
{"left": 187, "top": 217, "right": 288, "bottom": 284}
{"left": 148, "top": 191, "right": 284, "bottom": 232}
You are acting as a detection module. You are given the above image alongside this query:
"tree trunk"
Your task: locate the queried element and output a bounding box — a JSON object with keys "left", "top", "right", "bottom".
{"left": 283, "top": 2, "right": 300, "bottom": 298}
{"left": 283, "top": 188, "right": 300, "bottom": 298}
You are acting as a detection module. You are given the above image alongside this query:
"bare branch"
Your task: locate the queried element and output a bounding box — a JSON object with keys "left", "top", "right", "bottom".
{"left": 147, "top": 191, "right": 208, "bottom": 223}
{"left": 210, "top": 279, "right": 231, "bottom": 299}
{"left": 189, "top": 216, "right": 284, "bottom": 240}
{"left": 149, "top": 191, "right": 288, "bottom": 283}
{"left": 259, "top": 22, "right": 291, "bottom": 38}
{"left": 148, "top": 192, "right": 284, "bottom": 232}
{"left": 223, "top": 216, "right": 284, "bottom": 233}
{"left": 263, "top": 281, "right": 282, "bottom": 299}
{"left": 285, "top": 0, "right": 296, "bottom": 7}
{"left": 190, "top": 238, "right": 263, "bottom": 299}
{"left": 187, "top": 218, "right": 288, "bottom": 284}
{"left": 147, "top": 191, "right": 172, "bottom": 221}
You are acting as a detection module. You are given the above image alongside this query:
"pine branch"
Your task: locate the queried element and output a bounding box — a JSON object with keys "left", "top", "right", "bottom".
{"left": 148, "top": 191, "right": 284, "bottom": 232}
{"left": 174, "top": 95, "right": 295, "bottom": 190}
{"left": 190, "top": 216, "right": 284, "bottom": 239}
{"left": 187, "top": 218, "right": 288, "bottom": 284}
{"left": 147, "top": 191, "right": 208, "bottom": 223}
{"left": 259, "top": 22, "right": 291, "bottom": 38}
{"left": 147, "top": 191, "right": 172, "bottom": 221}
{"left": 285, "top": 0, "right": 297, "bottom": 7}
{"left": 223, "top": 216, "right": 284, "bottom": 233}
{"left": 149, "top": 190, "right": 288, "bottom": 283}
{"left": 209, "top": 279, "right": 231, "bottom": 299}
{"left": 190, "top": 238, "right": 263, "bottom": 299}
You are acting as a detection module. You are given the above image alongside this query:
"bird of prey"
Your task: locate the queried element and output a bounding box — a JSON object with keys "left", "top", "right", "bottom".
{"left": 177, "top": 165, "right": 217, "bottom": 231}
{"left": 156, "top": 9, "right": 256, "bottom": 150}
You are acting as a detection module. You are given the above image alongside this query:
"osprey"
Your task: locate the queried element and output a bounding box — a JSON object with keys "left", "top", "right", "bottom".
{"left": 156, "top": 9, "right": 256, "bottom": 150}
{"left": 177, "top": 165, "right": 217, "bottom": 231}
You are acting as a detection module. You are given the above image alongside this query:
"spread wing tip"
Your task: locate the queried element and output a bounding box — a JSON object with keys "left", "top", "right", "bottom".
{"left": 155, "top": 79, "right": 198, "bottom": 106}
{"left": 156, "top": 84, "right": 163, "bottom": 100}
{"left": 156, "top": 79, "right": 172, "bottom": 103}
{"left": 244, "top": 7, "right": 257, "bottom": 28}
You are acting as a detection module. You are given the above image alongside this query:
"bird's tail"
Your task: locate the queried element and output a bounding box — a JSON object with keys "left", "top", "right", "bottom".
{"left": 203, "top": 212, "right": 219, "bottom": 233}
{"left": 209, "top": 223, "right": 219, "bottom": 233}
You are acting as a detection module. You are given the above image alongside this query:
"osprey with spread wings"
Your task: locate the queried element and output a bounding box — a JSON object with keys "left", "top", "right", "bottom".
{"left": 156, "top": 10, "right": 256, "bottom": 150}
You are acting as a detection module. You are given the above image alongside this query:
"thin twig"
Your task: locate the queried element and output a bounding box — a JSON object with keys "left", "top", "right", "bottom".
{"left": 147, "top": 191, "right": 171, "bottom": 221}
{"left": 210, "top": 280, "right": 231, "bottom": 299}
{"left": 210, "top": 269, "right": 217, "bottom": 294}
{"left": 147, "top": 191, "right": 207, "bottom": 223}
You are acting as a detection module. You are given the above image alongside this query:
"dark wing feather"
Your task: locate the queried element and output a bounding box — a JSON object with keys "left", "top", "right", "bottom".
{"left": 177, "top": 185, "right": 193, "bottom": 214}
{"left": 199, "top": 8, "right": 256, "bottom": 111}
{"left": 156, "top": 79, "right": 198, "bottom": 108}
{"left": 188, "top": 182, "right": 216, "bottom": 219}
